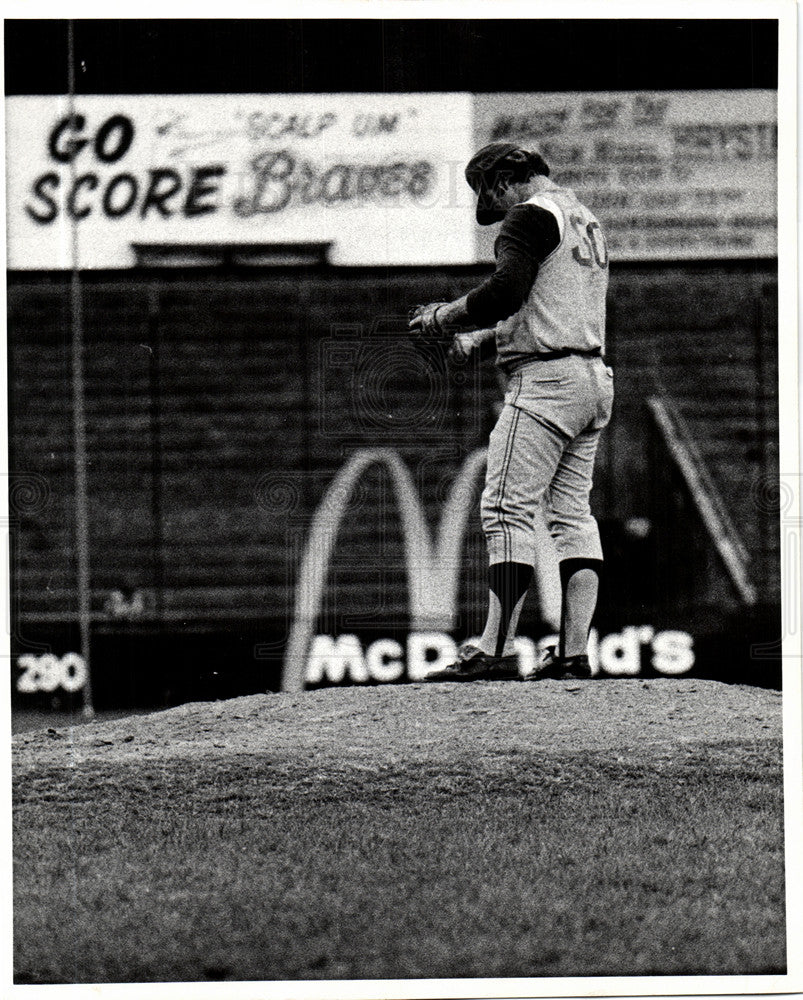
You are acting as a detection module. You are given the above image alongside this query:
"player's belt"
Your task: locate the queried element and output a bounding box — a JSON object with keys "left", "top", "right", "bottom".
{"left": 505, "top": 347, "right": 602, "bottom": 370}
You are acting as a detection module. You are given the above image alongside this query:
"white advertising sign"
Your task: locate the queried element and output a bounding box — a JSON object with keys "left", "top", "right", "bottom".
{"left": 475, "top": 91, "right": 777, "bottom": 261}
{"left": 6, "top": 91, "right": 777, "bottom": 267}
{"left": 6, "top": 93, "right": 475, "bottom": 268}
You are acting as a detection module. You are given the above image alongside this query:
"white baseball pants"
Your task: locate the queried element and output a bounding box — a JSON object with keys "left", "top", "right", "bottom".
{"left": 482, "top": 355, "right": 614, "bottom": 566}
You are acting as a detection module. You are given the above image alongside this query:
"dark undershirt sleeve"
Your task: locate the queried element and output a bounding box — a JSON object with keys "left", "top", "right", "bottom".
{"left": 465, "top": 203, "right": 560, "bottom": 328}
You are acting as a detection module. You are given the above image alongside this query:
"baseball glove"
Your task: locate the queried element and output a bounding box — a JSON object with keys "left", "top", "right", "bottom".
{"left": 407, "top": 304, "right": 450, "bottom": 374}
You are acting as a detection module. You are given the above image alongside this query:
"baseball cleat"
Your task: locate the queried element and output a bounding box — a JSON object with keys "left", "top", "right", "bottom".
{"left": 425, "top": 643, "right": 519, "bottom": 682}
{"left": 521, "top": 646, "right": 593, "bottom": 681}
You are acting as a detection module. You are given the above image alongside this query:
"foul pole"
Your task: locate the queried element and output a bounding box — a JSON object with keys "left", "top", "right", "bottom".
{"left": 67, "top": 20, "right": 94, "bottom": 718}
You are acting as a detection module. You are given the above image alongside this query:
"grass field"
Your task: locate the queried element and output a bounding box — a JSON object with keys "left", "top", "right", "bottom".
{"left": 12, "top": 678, "right": 785, "bottom": 984}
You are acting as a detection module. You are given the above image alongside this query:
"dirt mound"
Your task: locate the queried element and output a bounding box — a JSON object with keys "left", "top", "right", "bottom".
{"left": 12, "top": 678, "right": 785, "bottom": 982}
{"left": 13, "top": 678, "right": 782, "bottom": 775}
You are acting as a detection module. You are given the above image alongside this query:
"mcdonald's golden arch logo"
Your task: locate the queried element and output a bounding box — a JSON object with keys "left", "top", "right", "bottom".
{"left": 283, "top": 448, "right": 562, "bottom": 692}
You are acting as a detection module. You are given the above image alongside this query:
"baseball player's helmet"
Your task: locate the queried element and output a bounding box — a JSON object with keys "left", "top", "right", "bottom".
{"left": 465, "top": 142, "right": 550, "bottom": 225}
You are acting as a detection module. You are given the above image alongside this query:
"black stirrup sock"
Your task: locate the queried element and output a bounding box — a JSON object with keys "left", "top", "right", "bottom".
{"left": 558, "top": 558, "right": 603, "bottom": 659}
{"left": 489, "top": 561, "right": 534, "bottom": 658}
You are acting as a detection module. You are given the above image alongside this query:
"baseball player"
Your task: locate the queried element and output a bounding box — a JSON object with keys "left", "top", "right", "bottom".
{"left": 409, "top": 142, "right": 613, "bottom": 681}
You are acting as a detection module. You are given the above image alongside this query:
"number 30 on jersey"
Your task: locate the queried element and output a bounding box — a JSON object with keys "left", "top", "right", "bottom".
{"left": 570, "top": 214, "right": 609, "bottom": 269}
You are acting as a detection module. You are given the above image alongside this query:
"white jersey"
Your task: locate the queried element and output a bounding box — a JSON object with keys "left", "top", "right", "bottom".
{"left": 495, "top": 187, "right": 609, "bottom": 366}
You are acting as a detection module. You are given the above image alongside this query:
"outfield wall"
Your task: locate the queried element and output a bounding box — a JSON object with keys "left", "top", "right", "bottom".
{"left": 7, "top": 261, "right": 780, "bottom": 706}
